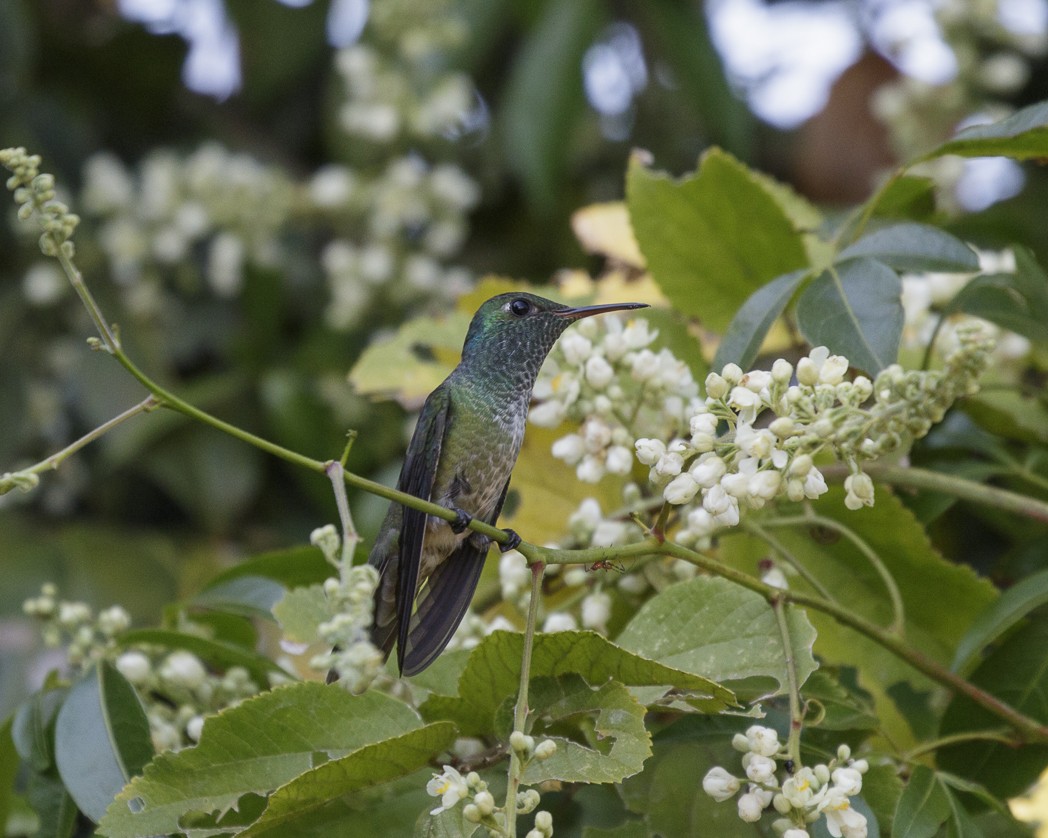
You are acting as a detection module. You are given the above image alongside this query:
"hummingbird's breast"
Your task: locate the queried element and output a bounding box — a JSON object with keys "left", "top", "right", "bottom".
{"left": 419, "top": 389, "right": 528, "bottom": 576}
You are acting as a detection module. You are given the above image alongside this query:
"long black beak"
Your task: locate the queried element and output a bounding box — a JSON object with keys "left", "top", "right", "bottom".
{"left": 554, "top": 301, "right": 649, "bottom": 320}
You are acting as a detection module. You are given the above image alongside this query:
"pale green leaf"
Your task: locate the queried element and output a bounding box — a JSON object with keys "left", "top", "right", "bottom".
{"left": 98, "top": 683, "right": 424, "bottom": 838}
{"left": 521, "top": 676, "right": 650, "bottom": 784}
{"left": 272, "top": 584, "right": 333, "bottom": 644}
{"left": 838, "top": 223, "right": 979, "bottom": 272}
{"left": 733, "top": 488, "right": 996, "bottom": 747}
{"left": 795, "top": 258, "right": 903, "bottom": 374}
{"left": 54, "top": 662, "right": 153, "bottom": 823}
{"left": 616, "top": 575, "right": 818, "bottom": 700}
{"left": 420, "top": 630, "right": 735, "bottom": 736}
{"left": 949, "top": 246, "right": 1048, "bottom": 343}
{"left": 626, "top": 148, "right": 808, "bottom": 331}
{"left": 240, "top": 722, "right": 457, "bottom": 836}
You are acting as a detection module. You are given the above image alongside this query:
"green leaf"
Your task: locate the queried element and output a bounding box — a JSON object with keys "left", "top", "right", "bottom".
{"left": 615, "top": 576, "right": 818, "bottom": 700}
{"left": 240, "top": 722, "right": 457, "bottom": 836}
{"left": 98, "top": 683, "right": 426, "bottom": 838}
{"left": 799, "top": 670, "right": 879, "bottom": 732}
{"left": 938, "top": 614, "right": 1048, "bottom": 799}
{"left": 948, "top": 246, "right": 1048, "bottom": 343}
{"left": 500, "top": 0, "right": 604, "bottom": 210}
{"left": 964, "top": 389, "right": 1048, "bottom": 446}
{"left": 272, "top": 583, "right": 333, "bottom": 644}
{"left": 12, "top": 686, "right": 65, "bottom": 772}
{"left": 619, "top": 717, "right": 764, "bottom": 837}
{"left": 838, "top": 223, "right": 979, "bottom": 272}
{"left": 417, "top": 803, "right": 481, "bottom": 838}
{"left": 119, "top": 628, "right": 288, "bottom": 687}
{"left": 871, "top": 175, "right": 937, "bottom": 220}
{"left": 521, "top": 676, "right": 650, "bottom": 784}
{"left": 193, "top": 576, "right": 289, "bottom": 619}
{"left": 199, "top": 545, "right": 333, "bottom": 591}
{"left": 951, "top": 568, "right": 1048, "bottom": 675}
{"left": 54, "top": 662, "right": 153, "bottom": 823}
{"left": 626, "top": 148, "right": 808, "bottom": 332}
{"left": 25, "top": 770, "right": 78, "bottom": 838}
{"left": 729, "top": 488, "right": 996, "bottom": 747}
{"left": 892, "top": 765, "right": 951, "bottom": 838}
{"left": 713, "top": 269, "right": 810, "bottom": 371}
{"left": 420, "top": 630, "right": 735, "bottom": 736}
{"left": 917, "top": 100, "right": 1048, "bottom": 162}
{"left": 795, "top": 258, "right": 903, "bottom": 374}
{"left": 0, "top": 716, "right": 19, "bottom": 835}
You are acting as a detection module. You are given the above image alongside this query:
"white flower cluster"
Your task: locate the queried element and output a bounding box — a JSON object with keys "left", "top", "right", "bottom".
{"left": 334, "top": 9, "right": 473, "bottom": 144}
{"left": 426, "top": 735, "right": 556, "bottom": 833}
{"left": 318, "top": 156, "right": 476, "bottom": 330}
{"left": 1, "top": 147, "right": 80, "bottom": 259}
{"left": 311, "top": 563, "right": 385, "bottom": 695}
{"left": 901, "top": 247, "right": 1031, "bottom": 365}
{"left": 23, "top": 583, "right": 129, "bottom": 668}
{"left": 703, "top": 726, "right": 870, "bottom": 838}
{"left": 116, "top": 651, "right": 262, "bottom": 752}
{"left": 638, "top": 326, "right": 992, "bottom": 546}
{"left": 22, "top": 583, "right": 272, "bottom": 752}
{"left": 531, "top": 314, "right": 700, "bottom": 483}
{"left": 870, "top": 0, "right": 1048, "bottom": 207}
{"left": 80, "top": 144, "right": 293, "bottom": 299}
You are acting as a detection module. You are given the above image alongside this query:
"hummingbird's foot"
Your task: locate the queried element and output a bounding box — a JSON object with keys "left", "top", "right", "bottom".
{"left": 499, "top": 529, "right": 522, "bottom": 552}
{"left": 450, "top": 507, "right": 473, "bottom": 534}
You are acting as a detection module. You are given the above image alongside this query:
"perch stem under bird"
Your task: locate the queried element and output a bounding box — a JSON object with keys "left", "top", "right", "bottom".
{"left": 348, "top": 292, "right": 648, "bottom": 678}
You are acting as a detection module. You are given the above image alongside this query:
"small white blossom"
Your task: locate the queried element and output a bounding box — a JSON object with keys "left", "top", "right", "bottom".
{"left": 427, "top": 765, "right": 469, "bottom": 814}
{"left": 543, "top": 612, "right": 577, "bottom": 632}
{"left": 738, "top": 791, "right": 766, "bottom": 822}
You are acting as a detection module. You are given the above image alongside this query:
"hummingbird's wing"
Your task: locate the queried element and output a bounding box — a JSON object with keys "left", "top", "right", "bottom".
{"left": 400, "top": 478, "right": 511, "bottom": 676}
{"left": 393, "top": 384, "right": 452, "bottom": 673}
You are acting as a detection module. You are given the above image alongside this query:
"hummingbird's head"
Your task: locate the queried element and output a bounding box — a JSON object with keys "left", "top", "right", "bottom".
{"left": 460, "top": 292, "right": 649, "bottom": 369}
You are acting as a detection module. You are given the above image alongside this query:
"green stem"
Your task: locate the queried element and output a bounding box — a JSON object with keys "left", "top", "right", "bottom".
{"left": 325, "top": 460, "right": 360, "bottom": 579}
{"left": 505, "top": 561, "right": 545, "bottom": 838}
{"left": 902, "top": 729, "right": 1017, "bottom": 762}
{"left": 57, "top": 249, "right": 119, "bottom": 352}
{"left": 742, "top": 519, "right": 837, "bottom": 604}
{"left": 824, "top": 463, "right": 1048, "bottom": 523}
{"left": 1, "top": 396, "right": 156, "bottom": 494}
{"left": 761, "top": 513, "right": 906, "bottom": 635}
{"left": 772, "top": 595, "right": 804, "bottom": 768}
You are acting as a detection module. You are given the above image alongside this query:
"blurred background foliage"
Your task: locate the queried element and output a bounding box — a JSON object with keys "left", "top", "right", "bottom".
{"left": 2, "top": 0, "right": 1047, "bottom": 730}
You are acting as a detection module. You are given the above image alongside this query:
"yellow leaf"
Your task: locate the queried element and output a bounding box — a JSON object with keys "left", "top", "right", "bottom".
{"left": 572, "top": 202, "right": 646, "bottom": 268}
{"left": 348, "top": 312, "right": 470, "bottom": 408}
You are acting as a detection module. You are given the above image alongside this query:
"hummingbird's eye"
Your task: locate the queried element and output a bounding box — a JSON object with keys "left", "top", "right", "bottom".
{"left": 509, "top": 298, "right": 531, "bottom": 317}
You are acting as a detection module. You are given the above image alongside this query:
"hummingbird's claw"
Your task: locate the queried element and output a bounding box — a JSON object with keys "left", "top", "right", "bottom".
{"left": 499, "top": 529, "right": 522, "bottom": 552}
{"left": 450, "top": 508, "right": 473, "bottom": 533}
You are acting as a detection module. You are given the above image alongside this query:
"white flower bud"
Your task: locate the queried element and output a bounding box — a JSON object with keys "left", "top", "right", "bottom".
{"left": 116, "top": 651, "right": 152, "bottom": 685}
{"left": 576, "top": 456, "right": 606, "bottom": 483}
{"left": 551, "top": 434, "right": 585, "bottom": 464}
{"left": 749, "top": 470, "right": 782, "bottom": 501}
{"left": 159, "top": 651, "right": 207, "bottom": 689}
{"left": 584, "top": 355, "right": 615, "bottom": 389}
{"left": 832, "top": 767, "right": 863, "bottom": 796}
{"left": 687, "top": 454, "right": 726, "bottom": 489}
{"left": 772, "top": 358, "right": 794, "bottom": 384}
{"left": 819, "top": 354, "right": 850, "bottom": 385}
{"left": 744, "top": 753, "right": 777, "bottom": 783}
{"left": 796, "top": 357, "right": 819, "bottom": 386}
{"left": 605, "top": 445, "right": 634, "bottom": 475}
{"left": 705, "top": 372, "right": 729, "bottom": 399}
{"left": 635, "top": 438, "right": 666, "bottom": 465}
{"left": 844, "top": 472, "right": 875, "bottom": 510}
{"left": 784, "top": 829, "right": 811, "bottom": 838}
{"left": 769, "top": 417, "right": 796, "bottom": 438}
{"left": 186, "top": 715, "right": 205, "bottom": 742}
{"left": 702, "top": 766, "right": 740, "bottom": 802}
{"left": 654, "top": 452, "right": 684, "bottom": 477}
{"left": 542, "top": 612, "right": 577, "bottom": 632}
{"left": 720, "top": 363, "right": 743, "bottom": 384}
{"left": 581, "top": 592, "right": 612, "bottom": 630}
{"left": 664, "top": 472, "right": 699, "bottom": 505}
{"left": 528, "top": 400, "right": 566, "bottom": 427}
{"left": 746, "top": 725, "right": 781, "bottom": 757}
{"left": 630, "top": 349, "right": 660, "bottom": 381}
{"left": 534, "top": 739, "right": 558, "bottom": 760}
{"left": 737, "top": 791, "right": 765, "bottom": 822}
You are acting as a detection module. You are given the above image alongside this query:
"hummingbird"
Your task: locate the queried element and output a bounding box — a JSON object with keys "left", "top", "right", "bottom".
{"left": 365, "top": 292, "right": 648, "bottom": 676}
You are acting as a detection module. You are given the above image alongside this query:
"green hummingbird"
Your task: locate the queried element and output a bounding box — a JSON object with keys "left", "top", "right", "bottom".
{"left": 368, "top": 292, "right": 648, "bottom": 676}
